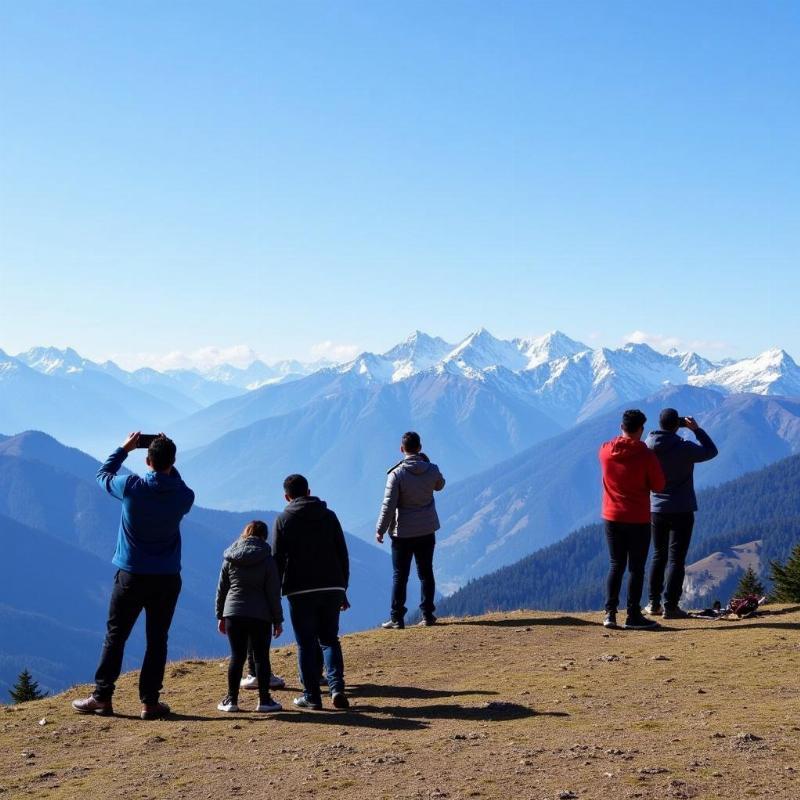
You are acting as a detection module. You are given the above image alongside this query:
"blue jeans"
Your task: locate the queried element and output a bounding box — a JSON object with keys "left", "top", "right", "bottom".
{"left": 288, "top": 590, "right": 345, "bottom": 702}
{"left": 391, "top": 533, "right": 436, "bottom": 622}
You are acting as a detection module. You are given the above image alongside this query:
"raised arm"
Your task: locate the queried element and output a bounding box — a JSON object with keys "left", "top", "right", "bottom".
{"left": 96, "top": 441, "right": 134, "bottom": 501}
{"left": 685, "top": 419, "right": 718, "bottom": 463}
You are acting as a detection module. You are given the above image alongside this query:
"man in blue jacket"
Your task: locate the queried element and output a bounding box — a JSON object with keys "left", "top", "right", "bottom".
{"left": 645, "top": 409, "right": 718, "bottom": 619}
{"left": 72, "top": 432, "right": 195, "bottom": 719}
{"left": 376, "top": 431, "right": 445, "bottom": 629}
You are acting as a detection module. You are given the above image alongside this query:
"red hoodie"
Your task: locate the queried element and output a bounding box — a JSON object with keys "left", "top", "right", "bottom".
{"left": 599, "top": 436, "right": 666, "bottom": 524}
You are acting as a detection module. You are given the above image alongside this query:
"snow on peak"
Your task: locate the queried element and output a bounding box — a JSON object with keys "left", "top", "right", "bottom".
{"left": 444, "top": 328, "right": 529, "bottom": 375}
{"left": 17, "top": 346, "right": 93, "bottom": 375}
{"left": 516, "top": 330, "right": 589, "bottom": 368}
{"left": 690, "top": 348, "right": 800, "bottom": 396}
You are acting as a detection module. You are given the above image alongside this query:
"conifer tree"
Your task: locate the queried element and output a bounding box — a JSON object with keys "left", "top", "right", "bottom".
{"left": 735, "top": 566, "right": 765, "bottom": 598}
{"left": 769, "top": 543, "right": 800, "bottom": 603}
{"left": 8, "top": 669, "right": 47, "bottom": 704}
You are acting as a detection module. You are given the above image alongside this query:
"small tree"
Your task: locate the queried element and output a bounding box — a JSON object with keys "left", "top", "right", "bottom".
{"left": 8, "top": 669, "right": 47, "bottom": 704}
{"left": 769, "top": 543, "right": 800, "bottom": 603}
{"left": 735, "top": 566, "right": 765, "bottom": 598}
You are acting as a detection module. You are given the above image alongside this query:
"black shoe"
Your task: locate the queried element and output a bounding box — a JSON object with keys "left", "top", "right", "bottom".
{"left": 603, "top": 612, "right": 618, "bottom": 629}
{"left": 416, "top": 616, "right": 437, "bottom": 627}
{"left": 331, "top": 692, "right": 350, "bottom": 710}
{"left": 381, "top": 619, "right": 404, "bottom": 630}
{"left": 623, "top": 613, "right": 659, "bottom": 630}
{"left": 644, "top": 602, "right": 663, "bottom": 616}
{"left": 662, "top": 606, "right": 691, "bottom": 620}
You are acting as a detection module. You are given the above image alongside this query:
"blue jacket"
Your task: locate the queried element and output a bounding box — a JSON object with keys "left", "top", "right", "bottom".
{"left": 646, "top": 429, "right": 718, "bottom": 513}
{"left": 97, "top": 448, "right": 195, "bottom": 575}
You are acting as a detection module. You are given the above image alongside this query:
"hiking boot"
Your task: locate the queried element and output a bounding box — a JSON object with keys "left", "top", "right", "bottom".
{"left": 217, "top": 696, "right": 240, "bottom": 712}
{"left": 71, "top": 696, "right": 114, "bottom": 716}
{"left": 255, "top": 696, "right": 282, "bottom": 713}
{"left": 416, "top": 616, "right": 437, "bottom": 627}
{"left": 331, "top": 692, "right": 350, "bottom": 710}
{"left": 292, "top": 696, "right": 322, "bottom": 711}
{"left": 662, "top": 606, "right": 691, "bottom": 620}
{"left": 141, "top": 701, "right": 171, "bottom": 720}
{"left": 644, "top": 602, "right": 663, "bottom": 616}
{"left": 603, "top": 612, "right": 618, "bottom": 629}
{"left": 623, "top": 612, "right": 659, "bottom": 630}
{"left": 381, "top": 619, "right": 405, "bottom": 630}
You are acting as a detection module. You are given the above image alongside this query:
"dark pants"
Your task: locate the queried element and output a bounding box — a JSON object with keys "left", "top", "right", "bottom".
{"left": 93, "top": 570, "right": 182, "bottom": 704}
{"left": 604, "top": 522, "right": 650, "bottom": 614}
{"left": 288, "top": 591, "right": 345, "bottom": 703}
{"left": 226, "top": 616, "right": 272, "bottom": 705}
{"left": 649, "top": 512, "right": 695, "bottom": 609}
{"left": 391, "top": 533, "right": 436, "bottom": 622}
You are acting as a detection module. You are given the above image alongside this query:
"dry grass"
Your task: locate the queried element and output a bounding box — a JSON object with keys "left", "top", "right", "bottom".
{"left": 2, "top": 607, "right": 799, "bottom": 800}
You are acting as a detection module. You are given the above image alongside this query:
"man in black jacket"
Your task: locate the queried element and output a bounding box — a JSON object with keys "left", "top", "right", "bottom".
{"left": 645, "top": 408, "right": 718, "bottom": 619}
{"left": 273, "top": 474, "right": 350, "bottom": 710}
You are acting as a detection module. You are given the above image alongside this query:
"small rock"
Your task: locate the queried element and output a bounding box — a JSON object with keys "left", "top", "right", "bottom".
{"left": 697, "top": 688, "right": 707, "bottom": 694}
{"left": 559, "top": 792, "right": 578, "bottom": 799}
{"left": 38, "top": 718, "right": 47, "bottom": 726}
{"left": 600, "top": 654, "right": 620, "bottom": 662}
{"left": 736, "top": 732, "right": 762, "bottom": 742}
{"left": 652, "top": 655, "right": 670, "bottom": 661}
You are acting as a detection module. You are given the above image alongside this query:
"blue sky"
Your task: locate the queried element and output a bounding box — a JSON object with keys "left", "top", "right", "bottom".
{"left": 1, "top": 1, "right": 798, "bottom": 368}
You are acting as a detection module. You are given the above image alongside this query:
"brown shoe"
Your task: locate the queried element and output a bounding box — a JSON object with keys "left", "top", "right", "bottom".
{"left": 71, "top": 696, "right": 114, "bottom": 716}
{"left": 141, "top": 701, "right": 171, "bottom": 720}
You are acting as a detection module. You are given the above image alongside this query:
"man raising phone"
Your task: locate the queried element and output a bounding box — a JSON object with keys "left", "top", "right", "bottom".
{"left": 645, "top": 409, "right": 718, "bottom": 619}
{"left": 71, "top": 432, "right": 195, "bottom": 719}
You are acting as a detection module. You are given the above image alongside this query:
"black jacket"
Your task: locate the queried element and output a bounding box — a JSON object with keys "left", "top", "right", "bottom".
{"left": 272, "top": 496, "right": 349, "bottom": 597}
{"left": 646, "top": 428, "right": 718, "bottom": 513}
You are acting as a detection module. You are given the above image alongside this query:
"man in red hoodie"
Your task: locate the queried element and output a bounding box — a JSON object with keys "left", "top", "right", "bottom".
{"left": 599, "top": 409, "right": 666, "bottom": 630}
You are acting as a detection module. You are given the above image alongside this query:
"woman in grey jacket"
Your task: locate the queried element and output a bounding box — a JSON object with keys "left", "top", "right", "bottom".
{"left": 215, "top": 520, "right": 284, "bottom": 712}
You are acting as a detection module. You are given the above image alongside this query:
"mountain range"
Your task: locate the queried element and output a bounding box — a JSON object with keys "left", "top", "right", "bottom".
{"left": 0, "top": 431, "right": 390, "bottom": 697}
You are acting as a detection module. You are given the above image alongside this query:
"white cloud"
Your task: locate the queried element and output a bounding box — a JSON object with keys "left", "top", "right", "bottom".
{"left": 623, "top": 330, "right": 729, "bottom": 354}
{"left": 111, "top": 345, "right": 261, "bottom": 372}
{"left": 309, "top": 340, "right": 360, "bottom": 363}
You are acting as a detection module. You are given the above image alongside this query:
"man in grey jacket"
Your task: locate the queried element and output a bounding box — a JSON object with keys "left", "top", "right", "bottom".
{"left": 376, "top": 431, "right": 445, "bottom": 629}
{"left": 645, "top": 408, "right": 718, "bottom": 619}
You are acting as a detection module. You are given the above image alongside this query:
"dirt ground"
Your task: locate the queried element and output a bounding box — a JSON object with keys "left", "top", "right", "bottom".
{"left": 2, "top": 607, "right": 799, "bottom": 800}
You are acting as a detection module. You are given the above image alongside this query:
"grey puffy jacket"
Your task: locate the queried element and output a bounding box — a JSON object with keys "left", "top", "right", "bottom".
{"left": 215, "top": 537, "right": 284, "bottom": 623}
{"left": 376, "top": 455, "right": 446, "bottom": 539}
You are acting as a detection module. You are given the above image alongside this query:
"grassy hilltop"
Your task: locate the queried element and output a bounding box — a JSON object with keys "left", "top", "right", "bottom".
{"left": 2, "top": 608, "right": 799, "bottom": 800}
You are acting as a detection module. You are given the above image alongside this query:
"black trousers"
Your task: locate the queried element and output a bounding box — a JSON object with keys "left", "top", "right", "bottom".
{"left": 93, "top": 570, "right": 182, "bottom": 704}
{"left": 391, "top": 533, "right": 436, "bottom": 621}
{"left": 604, "top": 521, "right": 650, "bottom": 614}
{"left": 226, "top": 616, "right": 272, "bottom": 705}
{"left": 649, "top": 512, "right": 695, "bottom": 608}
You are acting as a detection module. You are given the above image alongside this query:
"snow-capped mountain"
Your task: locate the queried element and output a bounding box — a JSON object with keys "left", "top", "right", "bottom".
{"left": 689, "top": 348, "right": 800, "bottom": 396}
{"left": 515, "top": 330, "right": 590, "bottom": 368}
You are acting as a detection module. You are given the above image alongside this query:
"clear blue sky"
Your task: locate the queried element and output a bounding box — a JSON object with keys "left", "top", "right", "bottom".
{"left": 1, "top": 1, "right": 798, "bottom": 367}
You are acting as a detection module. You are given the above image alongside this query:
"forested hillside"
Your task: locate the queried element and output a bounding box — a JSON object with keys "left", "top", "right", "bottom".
{"left": 438, "top": 453, "right": 800, "bottom": 616}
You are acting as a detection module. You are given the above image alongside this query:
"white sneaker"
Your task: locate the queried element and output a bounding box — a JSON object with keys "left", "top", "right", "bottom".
{"left": 269, "top": 674, "right": 286, "bottom": 690}
{"left": 240, "top": 675, "right": 258, "bottom": 690}
{"left": 217, "top": 696, "right": 239, "bottom": 712}
{"left": 255, "top": 698, "right": 283, "bottom": 713}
